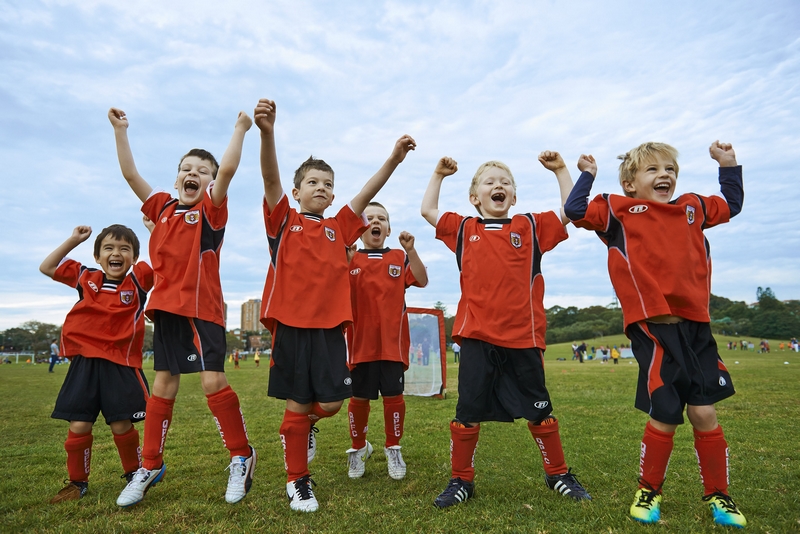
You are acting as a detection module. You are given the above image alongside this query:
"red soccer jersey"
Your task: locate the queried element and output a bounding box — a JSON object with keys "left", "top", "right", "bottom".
{"left": 260, "top": 194, "right": 368, "bottom": 332}
{"left": 573, "top": 193, "right": 730, "bottom": 327}
{"left": 54, "top": 259, "right": 154, "bottom": 368}
{"left": 436, "top": 211, "right": 568, "bottom": 349}
{"left": 143, "top": 188, "right": 227, "bottom": 327}
{"left": 347, "top": 248, "right": 425, "bottom": 369}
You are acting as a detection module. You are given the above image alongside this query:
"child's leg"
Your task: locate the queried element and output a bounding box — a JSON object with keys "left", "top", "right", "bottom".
{"left": 202, "top": 372, "right": 251, "bottom": 458}
{"left": 281, "top": 402, "right": 312, "bottom": 482}
{"left": 347, "top": 397, "right": 370, "bottom": 449}
{"left": 687, "top": 404, "right": 729, "bottom": 495}
{"left": 383, "top": 395, "right": 405, "bottom": 448}
{"left": 110, "top": 420, "right": 140, "bottom": 475}
{"left": 450, "top": 420, "right": 480, "bottom": 481}
{"left": 639, "top": 419, "right": 677, "bottom": 490}
{"left": 141, "top": 371, "right": 179, "bottom": 470}
{"left": 65, "top": 421, "right": 94, "bottom": 483}
{"left": 527, "top": 416, "right": 568, "bottom": 475}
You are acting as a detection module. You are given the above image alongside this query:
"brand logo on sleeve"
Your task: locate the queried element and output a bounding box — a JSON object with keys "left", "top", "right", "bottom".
{"left": 87, "top": 281, "right": 99, "bottom": 293}
{"left": 184, "top": 210, "right": 200, "bottom": 224}
{"left": 350, "top": 268, "right": 361, "bottom": 275}
{"left": 469, "top": 235, "right": 480, "bottom": 242}
{"left": 120, "top": 290, "right": 134, "bottom": 305}
{"left": 510, "top": 232, "right": 522, "bottom": 248}
{"left": 388, "top": 264, "right": 401, "bottom": 278}
{"left": 324, "top": 227, "right": 336, "bottom": 241}
{"left": 629, "top": 205, "right": 648, "bottom": 214}
{"left": 686, "top": 205, "right": 696, "bottom": 224}
{"left": 289, "top": 225, "right": 303, "bottom": 232}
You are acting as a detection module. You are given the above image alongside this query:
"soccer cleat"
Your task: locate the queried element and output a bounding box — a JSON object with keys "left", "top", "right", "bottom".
{"left": 384, "top": 445, "right": 407, "bottom": 480}
{"left": 544, "top": 468, "right": 592, "bottom": 501}
{"left": 308, "top": 424, "right": 318, "bottom": 464}
{"left": 630, "top": 487, "right": 662, "bottom": 524}
{"left": 703, "top": 492, "right": 747, "bottom": 528}
{"left": 225, "top": 446, "right": 256, "bottom": 504}
{"left": 286, "top": 475, "right": 318, "bottom": 512}
{"left": 116, "top": 464, "right": 166, "bottom": 507}
{"left": 50, "top": 481, "right": 88, "bottom": 503}
{"left": 121, "top": 471, "right": 137, "bottom": 484}
{"left": 346, "top": 441, "right": 373, "bottom": 479}
{"left": 433, "top": 477, "right": 475, "bottom": 508}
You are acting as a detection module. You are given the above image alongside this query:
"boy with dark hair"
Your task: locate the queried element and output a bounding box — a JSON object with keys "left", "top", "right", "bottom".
{"left": 40, "top": 224, "right": 153, "bottom": 503}
{"left": 345, "top": 201, "right": 427, "bottom": 480}
{"left": 255, "top": 98, "right": 415, "bottom": 512}
{"left": 564, "top": 141, "right": 746, "bottom": 528}
{"left": 421, "top": 152, "right": 591, "bottom": 509}
{"left": 108, "top": 107, "right": 256, "bottom": 506}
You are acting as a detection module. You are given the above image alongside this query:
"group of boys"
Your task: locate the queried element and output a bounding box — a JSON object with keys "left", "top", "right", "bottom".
{"left": 41, "top": 97, "right": 746, "bottom": 528}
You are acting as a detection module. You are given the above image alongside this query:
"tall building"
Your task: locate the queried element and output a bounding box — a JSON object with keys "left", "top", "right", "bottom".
{"left": 241, "top": 299, "right": 262, "bottom": 333}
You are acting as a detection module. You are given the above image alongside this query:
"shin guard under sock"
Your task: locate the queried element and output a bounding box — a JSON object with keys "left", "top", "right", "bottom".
{"left": 65, "top": 430, "right": 93, "bottom": 482}
{"left": 528, "top": 418, "right": 568, "bottom": 476}
{"left": 142, "top": 395, "right": 174, "bottom": 470}
{"left": 280, "top": 410, "right": 311, "bottom": 482}
{"left": 207, "top": 385, "right": 251, "bottom": 458}
{"left": 112, "top": 426, "right": 141, "bottom": 474}
{"left": 639, "top": 421, "right": 675, "bottom": 491}
{"left": 694, "top": 425, "right": 729, "bottom": 495}
{"left": 383, "top": 395, "right": 405, "bottom": 448}
{"left": 348, "top": 398, "right": 370, "bottom": 449}
{"left": 450, "top": 421, "right": 480, "bottom": 482}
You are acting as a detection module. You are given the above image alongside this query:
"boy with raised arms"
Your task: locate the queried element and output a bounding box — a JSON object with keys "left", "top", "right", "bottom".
{"left": 41, "top": 224, "right": 153, "bottom": 503}
{"left": 564, "top": 141, "right": 746, "bottom": 528}
{"left": 345, "top": 202, "right": 427, "bottom": 480}
{"left": 108, "top": 107, "right": 256, "bottom": 507}
{"left": 255, "top": 98, "right": 415, "bottom": 512}
{"left": 421, "top": 152, "right": 591, "bottom": 509}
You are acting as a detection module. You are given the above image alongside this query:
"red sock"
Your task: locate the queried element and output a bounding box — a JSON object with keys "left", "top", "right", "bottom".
{"left": 348, "top": 398, "right": 370, "bottom": 449}
{"left": 207, "top": 386, "right": 251, "bottom": 458}
{"left": 528, "top": 418, "right": 568, "bottom": 476}
{"left": 113, "top": 426, "right": 141, "bottom": 474}
{"left": 142, "top": 395, "right": 174, "bottom": 470}
{"left": 450, "top": 421, "right": 480, "bottom": 482}
{"left": 639, "top": 421, "right": 675, "bottom": 491}
{"left": 65, "top": 430, "right": 93, "bottom": 482}
{"left": 281, "top": 410, "right": 311, "bottom": 482}
{"left": 383, "top": 395, "right": 405, "bottom": 448}
{"left": 694, "top": 425, "right": 729, "bottom": 495}
{"left": 310, "top": 401, "right": 341, "bottom": 421}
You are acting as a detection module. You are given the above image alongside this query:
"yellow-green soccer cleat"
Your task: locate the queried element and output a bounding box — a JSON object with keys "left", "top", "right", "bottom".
{"left": 630, "top": 488, "right": 662, "bottom": 524}
{"left": 703, "top": 492, "right": 747, "bottom": 528}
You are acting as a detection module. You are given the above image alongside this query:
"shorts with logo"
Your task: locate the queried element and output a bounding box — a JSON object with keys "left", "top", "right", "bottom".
{"left": 351, "top": 361, "right": 404, "bottom": 399}
{"left": 268, "top": 323, "right": 352, "bottom": 404}
{"left": 626, "top": 320, "right": 735, "bottom": 425}
{"left": 152, "top": 310, "right": 226, "bottom": 375}
{"left": 455, "top": 338, "right": 553, "bottom": 423}
{"left": 52, "top": 355, "right": 150, "bottom": 424}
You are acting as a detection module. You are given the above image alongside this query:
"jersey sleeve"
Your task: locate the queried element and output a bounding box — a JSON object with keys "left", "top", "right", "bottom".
{"left": 434, "top": 211, "right": 466, "bottom": 253}
{"left": 263, "top": 193, "right": 290, "bottom": 238}
{"left": 52, "top": 259, "right": 82, "bottom": 289}
{"left": 403, "top": 253, "right": 425, "bottom": 288}
{"left": 571, "top": 194, "right": 610, "bottom": 232}
{"left": 203, "top": 183, "right": 228, "bottom": 229}
{"left": 142, "top": 191, "right": 174, "bottom": 222}
{"left": 336, "top": 204, "right": 369, "bottom": 246}
{"left": 533, "top": 211, "right": 569, "bottom": 252}
{"left": 133, "top": 261, "right": 155, "bottom": 291}
{"left": 697, "top": 194, "right": 731, "bottom": 229}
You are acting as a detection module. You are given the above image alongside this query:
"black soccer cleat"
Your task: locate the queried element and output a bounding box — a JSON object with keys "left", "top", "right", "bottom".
{"left": 545, "top": 468, "right": 592, "bottom": 501}
{"left": 434, "top": 477, "right": 475, "bottom": 509}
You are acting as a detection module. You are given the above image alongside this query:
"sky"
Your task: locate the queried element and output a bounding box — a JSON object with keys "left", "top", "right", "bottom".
{"left": 1, "top": 0, "right": 799, "bottom": 332}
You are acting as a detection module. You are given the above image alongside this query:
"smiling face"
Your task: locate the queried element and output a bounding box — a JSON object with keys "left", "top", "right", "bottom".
{"left": 292, "top": 169, "right": 335, "bottom": 215}
{"left": 623, "top": 152, "right": 678, "bottom": 203}
{"left": 94, "top": 234, "right": 136, "bottom": 281}
{"left": 360, "top": 204, "right": 390, "bottom": 249}
{"left": 469, "top": 164, "right": 517, "bottom": 218}
{"left": 175, "top": 155, "right": 217, "bottom": 205}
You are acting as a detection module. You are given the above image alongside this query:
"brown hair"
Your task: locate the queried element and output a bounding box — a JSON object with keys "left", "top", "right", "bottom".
{"left": 293, "top": 156, "right": 334, "bottom": 189}
{"left": 93, "top": 224, "right": 140, "bottom": 259}
{"left": 179, "top": 148, "right": 219, "bottom": 179}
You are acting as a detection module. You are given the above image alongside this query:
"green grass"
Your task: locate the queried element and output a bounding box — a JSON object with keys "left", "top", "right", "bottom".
{"left": 1, "top": 336, "right": 798, "bottom": 533}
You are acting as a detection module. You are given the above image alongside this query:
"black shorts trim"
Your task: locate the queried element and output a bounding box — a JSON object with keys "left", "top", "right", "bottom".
{"left": 455, "top": 338, "right": 553, "bottom": 423}
{"left": 52, "top": 355, "right": 150, "bottom": 424}
{"left": 152, "top": 310, "right": 227, "bottom": 375}
{"left": 351, "top": 361, "right": 404, "bottom": 399}
{"left": 268, "top": 323, "right": 352, "bottom": 404}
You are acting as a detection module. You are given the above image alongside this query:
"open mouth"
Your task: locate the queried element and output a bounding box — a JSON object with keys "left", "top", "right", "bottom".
{"left": 371, "top": 227, "right": 381, "bottom": 237}
{"left": 109, "top": 260, "right": 123, "bottom": 269}
{"left": 654, "top": 183, "right": 671, "bottom": 193}
{"left": 184, "top": 179, "right": 200, "bottom": 194}
{"left": 491, "top": 192, "right": 506, "bottom": 202}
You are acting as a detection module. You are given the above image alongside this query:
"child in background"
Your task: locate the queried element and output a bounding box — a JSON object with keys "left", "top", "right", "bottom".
{"left": 345, "top": 201, "right": 427, "bottom": 480}
{"left": 40, "top": 224, "right": 153, "bottom": 503}
{"left": 565, "top": 141, "right": 746, "bottom": 528}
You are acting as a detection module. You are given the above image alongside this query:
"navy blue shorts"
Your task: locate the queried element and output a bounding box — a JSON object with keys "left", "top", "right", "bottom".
{"left": 152, "top": 310, "right": 226, "bottom": 375}
{"left": 52, "top": 355, "right": 149, "bottom": 424}
{"left": 350, "top": 361, "right": 404, "bottom": 399}
{"left": 627, "top": 320, "right": 735, "bottom": 425}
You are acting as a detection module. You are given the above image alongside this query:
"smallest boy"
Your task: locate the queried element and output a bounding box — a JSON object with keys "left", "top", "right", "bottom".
{"left": 564, "top": 141, "right": 746, "bottom": 528}
{"left": 40, "top": 224, "right": 153, "bottom": 503}
{"left": 345, "top": 202, "right": 428, "bottom": 480}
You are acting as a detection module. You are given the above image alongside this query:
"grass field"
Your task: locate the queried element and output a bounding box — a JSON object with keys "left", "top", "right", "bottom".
{"left": 1, "top": 335, "right": 798, "bottom": 533}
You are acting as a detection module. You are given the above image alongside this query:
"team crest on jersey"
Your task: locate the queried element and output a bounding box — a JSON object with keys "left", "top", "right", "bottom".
{"left": 510, "top": 232, "right": 522, "bottom": 249}
{"left": 120, "top": 290, "right": 134, "bottom": 305}
{"left": 289, "top": 225, "right": 303, "bottom": 232}
{"left": 469, "top": 235, "right": 480, "bottom": 242}
{"left": 388, "top": 264, "right": 401, "bottom": 278}
{"left": 350, "top": 268, "right": 361, "bottom": 275}
{"left": 324, "top": 227, "right": 336, "bottom": 241}
{"left": 629, "top": 205, "right": 648, "bottom": 214}
{"left": 686, "top": 205, "right": 696, "bottom": 224}
{"left": 184, "top": 210, "right": 200, "bottom": 224}
{"left": 87, "top": 281, "right": 99, "bottom": 293}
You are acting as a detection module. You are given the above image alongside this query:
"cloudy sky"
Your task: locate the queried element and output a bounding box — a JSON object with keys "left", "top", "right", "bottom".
{"left": 2, "top": 0, "right": 798, "bottom": 331}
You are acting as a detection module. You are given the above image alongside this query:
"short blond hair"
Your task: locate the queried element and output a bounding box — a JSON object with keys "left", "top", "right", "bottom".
{"left": 469, "top": 161, "right": 516, "bottom": 215}
{"left": 617, "top": 142, "right": 679, "bottom": 198}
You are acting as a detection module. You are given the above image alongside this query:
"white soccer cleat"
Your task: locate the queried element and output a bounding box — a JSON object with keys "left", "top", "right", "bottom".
{"left": 385, "top": 445, "right": 407, "bottom": 480}
{"left": 225, "top": 446, "right": 256, "bottom": 504}
{"left": 287, "top": 475, "right": 318, "bottom": 512}
{"left": 346, "top": 442, "right": 373, "bottom": 479}
{"left": 116, "top": 464, "right": 166, "bottom": 507}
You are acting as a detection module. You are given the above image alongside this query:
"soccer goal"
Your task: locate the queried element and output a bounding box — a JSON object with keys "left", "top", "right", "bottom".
{"left": 404, "top": 307, "right": 447, "bottom": 398}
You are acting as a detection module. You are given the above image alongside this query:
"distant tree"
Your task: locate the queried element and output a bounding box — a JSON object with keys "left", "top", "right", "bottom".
{"left": 18, "top": 321, "right": 61, "bottom": 354}
{"left": 143, "top": 322, "right": 154, "bottom": 352}
{"left": 226, "top": 332, "right": 243, "bottom": 351}
{"left": 756, "top": 287, "right": 783, "bottom": 312}
{"left": 433, "top": 301, "right": 449, "bottom": 317}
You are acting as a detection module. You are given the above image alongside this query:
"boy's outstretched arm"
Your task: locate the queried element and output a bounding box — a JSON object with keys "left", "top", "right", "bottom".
{"left": 538, "top": 151, "right": 574, "bottom": 224}
{"left": 398, "top": 231, "right": 428, "bottom": 287}
{"left": 564, "top": 154, "right": 597, "bottom": 221}
{"left": 108, "top": 108, "right": 153, "bottom": 203}
{"left": 255, "top": 99, "right": 283, "bottom": 211}
{"left": 210, "top": 111, "right": 253, "bottom": 207}
{"left": 709, "top": 140, "right": 743, "bottom": 217}
{"left": 40, "top": 226, "right": 92, "bottom": 278}
{"left": 420, "top": 157, "right": 458, "bottom": 227}
{"left": 351, "top": 135, "right": 416, "bottom": 215}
